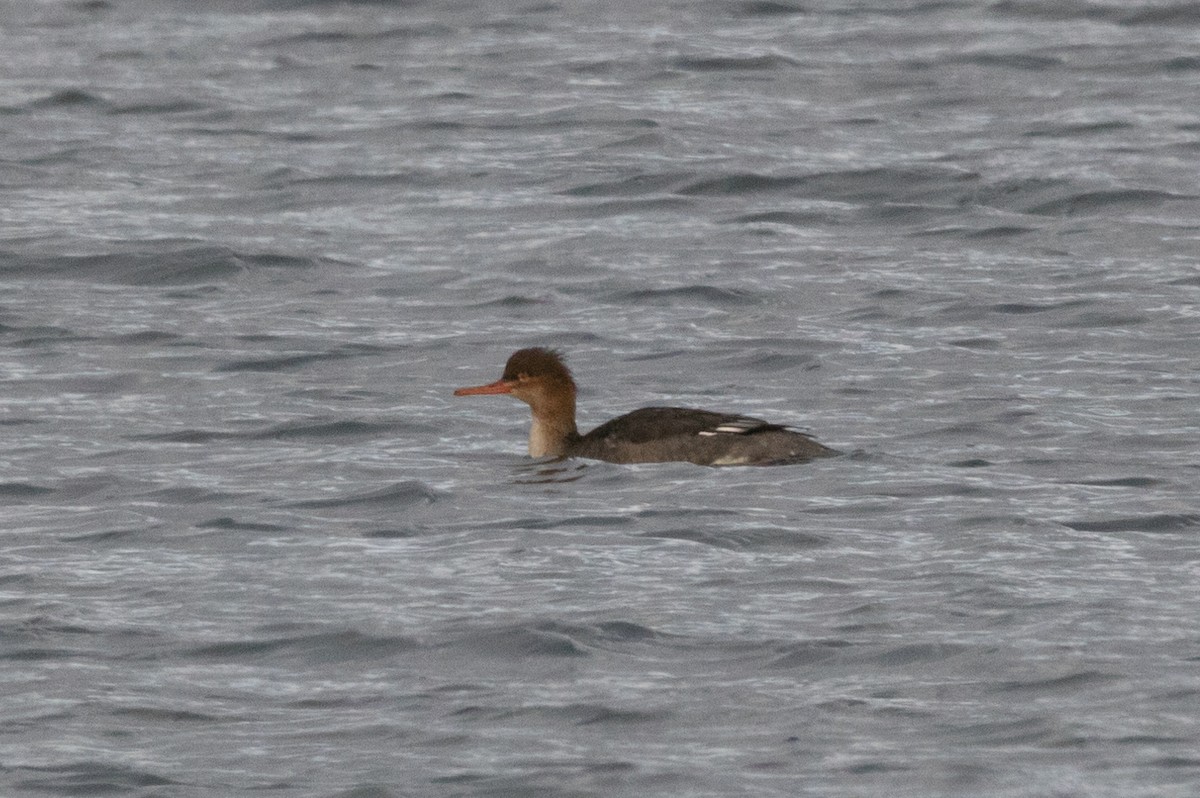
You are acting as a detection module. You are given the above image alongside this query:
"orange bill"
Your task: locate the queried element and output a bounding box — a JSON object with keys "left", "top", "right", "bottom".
{"left": 454, "top": 379, "right": 514, "bottom": 396}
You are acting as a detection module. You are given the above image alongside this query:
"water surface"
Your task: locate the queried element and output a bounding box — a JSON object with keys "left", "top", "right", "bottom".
{"left": 2, "top": 1, "right": 1199, "bottom": 796}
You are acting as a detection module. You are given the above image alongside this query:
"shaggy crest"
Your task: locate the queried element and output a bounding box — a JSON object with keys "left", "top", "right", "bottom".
{"left": 501, "top": 347, "right": 574, "bottom": 385}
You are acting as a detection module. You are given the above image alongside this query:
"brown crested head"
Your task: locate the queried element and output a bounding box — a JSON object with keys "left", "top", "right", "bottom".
{"left": 501, "top": 347, "right": 574, "bottom": 385}
{"left": 455, "top": 348, "right": 580, "bottom": 453}
{"left": 454, "top": 347, "right": 577, "bottom": 400}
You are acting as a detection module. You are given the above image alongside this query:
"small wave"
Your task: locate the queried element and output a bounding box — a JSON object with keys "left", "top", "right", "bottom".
{"left": 474, "top": 513, "right": 634, "bottom": 531}
{"left": 1160, "top": 56, "right": 1200, "bottom": 71}
{"left": 196, "top": 517, "right": 292, "bottom": 532}
{"left": 250, "top": 419, "right": 410, "bottom": 442}
{"left": 641, "top": 525, "right": 827, "bottom": 550}
{"left": 670, "top": 54, "right": 798, "bottom": 72}
{"left": 994, "top": 670, "right": 1120, "bottom": 693}
{"left": 185, "top": 628, "right": 420, "bottom": 663}
{"left": 456, "top": 702, "right": 666, "bottom": 726}
{"left": 605, "top": 285, "right": 762, "bottom": 306}
{"left": 110, "top": 706, "right": 219, "bottom": 722}
{"left": 215, "top": 352, "right": 335, "bottom": 372}
{"left": 282, "top": 171, "right": 443, "bottom": 190}
{"left": 62, "top": 527, "right": 152, "bottom": 544}
{"left": 948, "top": 715, "right": 1062, "bottom": 746}
{"left": 567, "top": 197, "right": 695, "bottom": 217}
{"left": 1063, "top": 514, "right": 1200, "bottom": 533}
{"left": 945, "top": 51, "right": 1063, "bottom": 70}
{"left": 768, "top": 638, "right": 854, "bottom": 668}
{"left": 286, "top": 480, "right": 441, "bottom": 510}
{"left": 1120, "top": 4, "right": 1200, "bottom": 25}
{"left": 970, "top": 175, "right": 1078, "bottom": 213}
{"left": 108, "top": 330, "right": 184, "bottom": 345}
{"left": 1065, "top": 477, "right": 1166, "bottom": 488}
{"left": 1057, "top": 310, "right": 1150, "bottom": 328}
{"left": 428, "top": 90, "right": 475, "bottom": 101}
{"left": 13, "top": 762, "right": 176, "bottom": 793}
{"left": 733, "top": 1, "right": 808, "bottom": 17}
{"left": 456, "top": 112, "right": 654, "bottom": 133}
{"left": 130, "top": 429, "right": 233, "bottom": 444}
{"left": 215, "top": 343, "right": 384, "bottom": 373}
{"left": 676, "top": 173, "right": 806, "bottom": 196}
{"left": 561, "top": 172, "right": 693, "bottom": 197}
{"left": 593, "top": 620, "right": 660, "bottom": 641}
{"left": 958, "top": 514, "right": 1043, "bottom": 529}
{"left": 454, "top": 623, "right": 590, "bottom": 659}
{"left": 600, "top": 131, "right": 668, "bottom": 149}
{"left": 946, "top": 337, "right": 1004, "bottom": 350}
{"left": 733, "top": 349, "right": 824, "bottom": 370}
{"left": 142, "top": 486, "right": 241, "bottom": 504}
{"left": 0, "top": 482, "right": 54, "bottom": 499}
{"left": 770, "top": 639, "right": 971, "bottom": 669}
{"left": 461, "top": 294, "right": 551, "bottom": 308}
{"left": 109, "top": 99, "right": 209, "bottom": 115}
{"left": 0, "top": 242, "right": 350, "bottom": 286}
{"left": 987, "top": 299, "right": 1091, "bottom": 315}
{"left": 989, "top": 1, "right": 1116, "bottom": 23}
{"left": 962, "top": 225, "right": 1036, "bottom": 239}
{"left": 29, "top": 88, "right": 106, "bottom": 108}
{"left": 267, "top": 30, "right": 359, "bottom": 45}
{"left": 447, "top": 620, "right": 667, "bottom": 661}
{"left": 1023, "top": 120, "right": 1135, "bottom": 137}
{"left": 261, "top": 24, "right": 452, "bottom": 48}
{"left": 46, "top": 372, "right": 143, "bottom": 395}
{"left": 570, "top": 703, "right": 668, "bottom": 725}
{"left": 1027, "top": 188, "right": 1193, "bottom": 216}
{"left": 726, "top": 210, "right": 835, "bottom": 227}
{"left": 863, "top": 203, "right": 946, "bottom": 224}
{"left": 804, "top": 166, "right": 978, "bottom": 202}
{"left": 947, "top": 458, "right": 994, "bottom": 468}
{"left": 865, "top": 642, "right": 971, "bottom": 667}
{"left": 361, "top": 526, "right": 423, "bottom": 539}
{"left": 972, "top": 177, "right": 1198, "bottom": 218}
{"left": 679, "top": 165, "right": 976, "bottom": 205}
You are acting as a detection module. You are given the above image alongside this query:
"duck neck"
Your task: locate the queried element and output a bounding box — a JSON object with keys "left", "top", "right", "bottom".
{"left": 527, "top": 392, "right": 579, "bottom": 457}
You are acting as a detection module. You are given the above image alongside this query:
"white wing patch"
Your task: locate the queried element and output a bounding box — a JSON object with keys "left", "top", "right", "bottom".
{"left": 697, "top": 416, "right": 768, "bottom": 437}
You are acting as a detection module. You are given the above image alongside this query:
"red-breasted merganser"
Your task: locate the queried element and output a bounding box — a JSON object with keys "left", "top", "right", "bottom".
{"left": 454, "top": 348, "right": 836, "bottom": 466}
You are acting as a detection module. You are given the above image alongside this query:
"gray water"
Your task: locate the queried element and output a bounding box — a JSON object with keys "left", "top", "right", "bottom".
{"left": 3, "top": 1, "right": 1199, "bottom": 796}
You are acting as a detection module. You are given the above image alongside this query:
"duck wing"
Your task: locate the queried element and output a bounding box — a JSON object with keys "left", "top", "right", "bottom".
{"left": 581, "top": 406, "right": 786, "bottom": 445}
